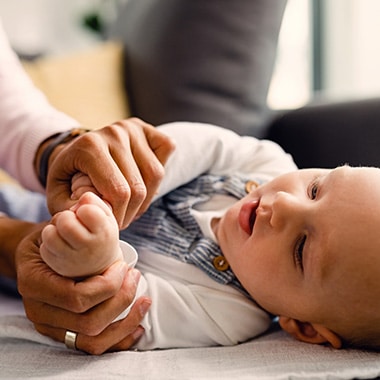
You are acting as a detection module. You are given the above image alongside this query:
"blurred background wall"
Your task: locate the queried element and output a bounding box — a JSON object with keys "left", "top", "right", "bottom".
{"left": 0, "top": 0, "right": 379, "bottom": 110}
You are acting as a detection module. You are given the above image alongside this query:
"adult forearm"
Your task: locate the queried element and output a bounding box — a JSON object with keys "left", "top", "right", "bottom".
{"left": 0, "top": 21, "right": 78, "bottom": 191}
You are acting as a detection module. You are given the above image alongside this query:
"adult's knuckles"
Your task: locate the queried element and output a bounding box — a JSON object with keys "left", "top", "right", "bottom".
{"left": 144, "top": 160, "right": 165, "bottom": 183}
{"left": 74, "top": 315, "right": 106, "bottom": 337}
{"left": 129, "top": 182, "right": 147, "bottom": 204}
{"left": 114, "top": 117, "right": 145, "bottom": 130}
{"left": 59, "top": 291, "right": 100, "bottom": 314}
{"left": 109, "top": 181, "right": 132, "bottom": 201}
{"left": 69, "top": 132, "right": 107, "bottom": 161}
{"left": 98, "top": 121, "right": 133, "bottom": 141}
{"left": 23, "top": 303, "right": 42, "bottom": 323}
{"left": 33, "top": 323, "right": 52, "bottom": 338}
{"left": 17, "top": 280, "right": 29, "bottom": 298}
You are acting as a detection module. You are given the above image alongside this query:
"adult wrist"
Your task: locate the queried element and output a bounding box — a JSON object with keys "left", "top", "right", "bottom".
{"left": 35, "top": 128, "right": 89, "bottom": 188}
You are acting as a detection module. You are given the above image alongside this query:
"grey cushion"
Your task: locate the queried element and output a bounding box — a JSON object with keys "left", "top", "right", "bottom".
{"left": 109, "top": 0, "right": 287, "bottom": 137}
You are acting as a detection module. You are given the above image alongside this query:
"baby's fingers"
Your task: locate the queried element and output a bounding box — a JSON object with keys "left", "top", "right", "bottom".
{"left": 71, "top": 192, "right": 114, "bottom": 216}
{"left": 71, "top": 173, "right": 99, "bottom": 200}
{"left": 53, "top": 210, "right": 92, "bottom": 248}
{"left": 41, "top": 224, "right": 71, "bottom": 256}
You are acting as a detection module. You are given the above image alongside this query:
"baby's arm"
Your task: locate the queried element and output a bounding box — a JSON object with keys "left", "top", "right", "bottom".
{"left": 155, "top": 122, "right": 298, "bottom": 199}
{"left": 40, "top": 192, "right": 123, "bottom": 279}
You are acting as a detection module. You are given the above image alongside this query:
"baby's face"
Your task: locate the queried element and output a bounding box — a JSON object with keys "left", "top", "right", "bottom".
{"left": 215, "top": 166, "right": 380, "bottom": 330}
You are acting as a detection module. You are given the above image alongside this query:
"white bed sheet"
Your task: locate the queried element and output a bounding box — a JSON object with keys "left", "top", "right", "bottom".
{"left": 1, "top": 292, "right": 380, "bottom": 380}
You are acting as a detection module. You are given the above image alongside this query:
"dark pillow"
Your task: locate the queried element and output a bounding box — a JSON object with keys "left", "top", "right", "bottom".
{"left": 268, "top": 98, "right": 380, "bottom": 168}
{"left": 109, "top": 0, "right": 287, "bottom": 137}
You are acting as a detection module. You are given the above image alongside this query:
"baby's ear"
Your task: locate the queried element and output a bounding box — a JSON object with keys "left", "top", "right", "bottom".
{"left": 278, "top": 316, "right": 342, "bottom": 349}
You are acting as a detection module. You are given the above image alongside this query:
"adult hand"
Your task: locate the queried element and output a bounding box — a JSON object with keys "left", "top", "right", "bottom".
{"left": 46, "top": 118, "right": 175, "bottom": 229}
{"left": 16, "top": 228, "right": 151, "bottom": 354}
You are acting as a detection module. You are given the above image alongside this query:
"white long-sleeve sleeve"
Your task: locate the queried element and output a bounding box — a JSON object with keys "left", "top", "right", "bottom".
{"left": 128, "top": 122, "right": 297, "bottom": 350}
{"left": 155, "top": 121, "right": 297, "bottom": 198}
{"left": 0, "top": 21, "right": 79, "bottom": 192}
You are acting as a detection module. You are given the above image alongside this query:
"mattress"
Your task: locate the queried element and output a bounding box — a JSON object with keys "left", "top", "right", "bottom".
{"left": 1, "top": 292, "right": 380, "bottom": 380}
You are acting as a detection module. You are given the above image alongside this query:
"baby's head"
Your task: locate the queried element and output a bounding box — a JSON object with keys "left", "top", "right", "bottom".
{"left": 216, "top": 165, "right": 380, "bottom": 350}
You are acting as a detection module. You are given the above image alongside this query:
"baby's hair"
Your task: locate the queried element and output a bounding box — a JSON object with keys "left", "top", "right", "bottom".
{"left": 343, "top": 332, "right": 380, "bottom": 351}
{"left": 339, "top": 318, "right": 380, "bottom": 351}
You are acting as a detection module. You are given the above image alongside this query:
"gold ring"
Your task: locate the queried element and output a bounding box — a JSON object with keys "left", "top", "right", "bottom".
{"left": 64, "top": 330, "right": 78, "bottom": 350}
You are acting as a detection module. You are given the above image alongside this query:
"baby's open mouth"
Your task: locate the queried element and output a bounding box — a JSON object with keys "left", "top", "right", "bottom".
{"left": 249, "top": 209, "right": 256, "bottom": 234}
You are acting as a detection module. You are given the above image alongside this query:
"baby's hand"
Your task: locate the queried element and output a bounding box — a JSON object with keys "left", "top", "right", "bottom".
{"left": 40, "top": 192, "right": 123, "bottom": 279}
{"left": 71, "top": 172, "right": 99, "bottom": 200}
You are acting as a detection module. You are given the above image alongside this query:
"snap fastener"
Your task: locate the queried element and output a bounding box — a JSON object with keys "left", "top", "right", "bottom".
{"left": 213, "top": 256, "right": 229, "bottom": 271}
{"left": 245, "top": 180, "right": 259, "bottom": 193}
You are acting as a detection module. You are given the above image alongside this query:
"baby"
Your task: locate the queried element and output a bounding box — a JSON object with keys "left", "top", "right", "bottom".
{"left": 39, "top": 122, "right": 380, "bottom": 351}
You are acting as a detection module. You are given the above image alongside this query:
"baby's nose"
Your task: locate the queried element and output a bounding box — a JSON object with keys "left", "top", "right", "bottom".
{"left": 270, "top": 191, "right": 302, "bottom": 227}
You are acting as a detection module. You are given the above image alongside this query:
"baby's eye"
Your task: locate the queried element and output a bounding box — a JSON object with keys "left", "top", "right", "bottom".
{"left": 309, "top": 180, "right": 319, "bottom": 200}
{"left": 294, "top": 235, "right": 306, "bottom": 271}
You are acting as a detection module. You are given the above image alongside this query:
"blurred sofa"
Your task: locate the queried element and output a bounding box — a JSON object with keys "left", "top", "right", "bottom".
{"left": 22, "top": 0, "right": 380, "bottom": 173}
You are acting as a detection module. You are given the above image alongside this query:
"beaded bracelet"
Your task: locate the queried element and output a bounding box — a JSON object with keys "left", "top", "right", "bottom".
{"left": 38, "top": 128, "right": 89, "bottom": 187}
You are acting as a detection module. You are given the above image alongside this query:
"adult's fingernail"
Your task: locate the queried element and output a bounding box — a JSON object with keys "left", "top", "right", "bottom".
{"left": 70, "top": 192, "right": 79, "bottom": 201}
{"left": 139, "top": 299, "right": 151, "bottom": 317}
{"left": 130, "top": 268, "right": 141, "bottom": 284}
{"left": 132, "top": 326, "right": 145, "bottom": 341}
